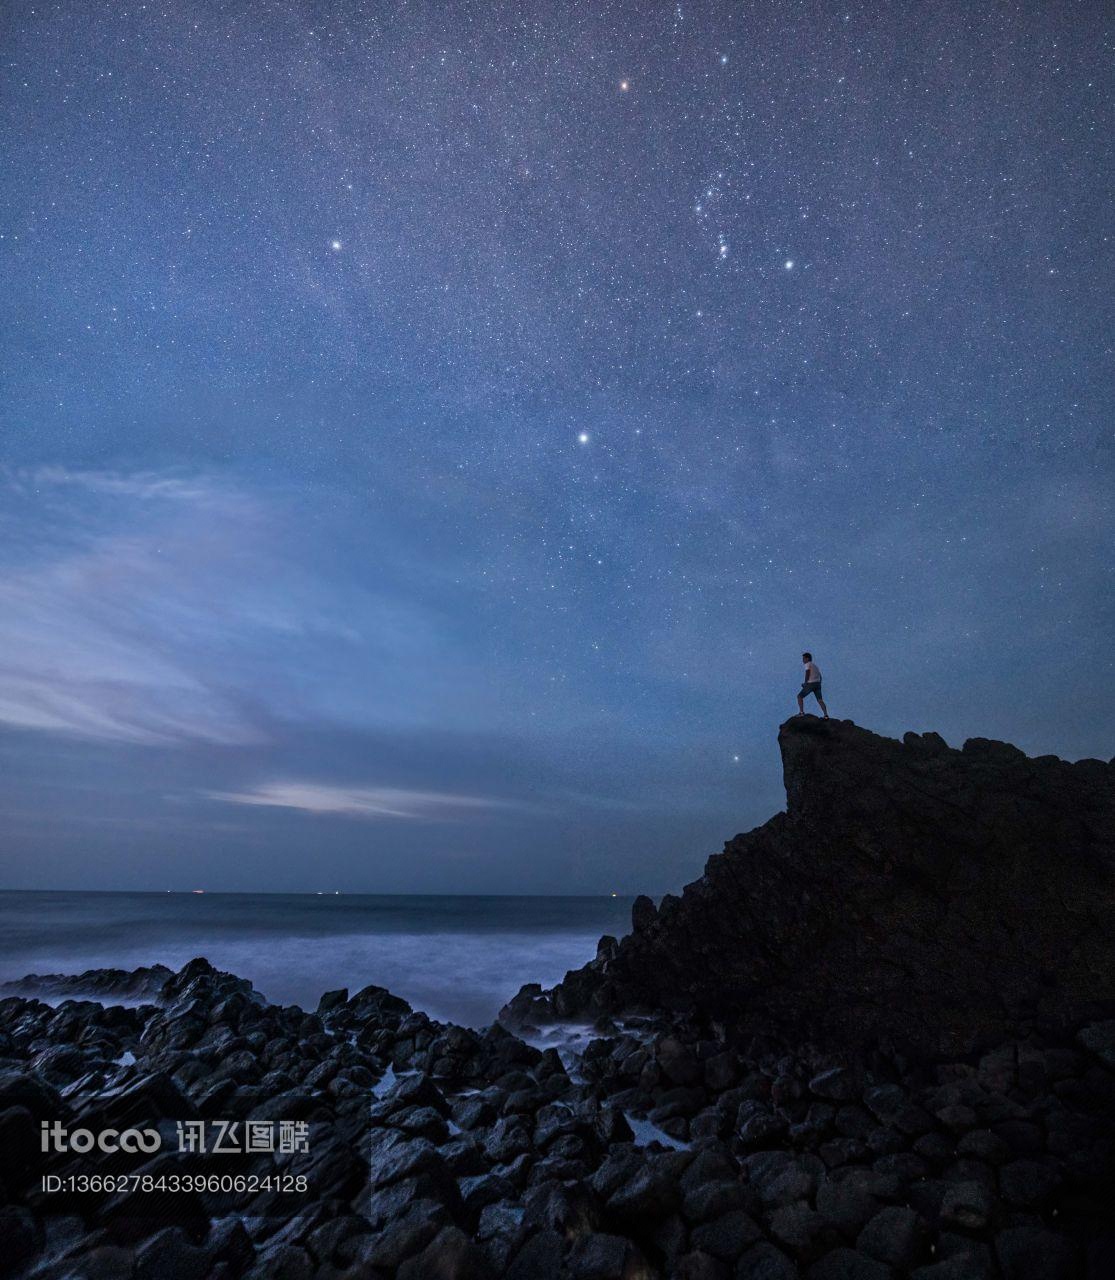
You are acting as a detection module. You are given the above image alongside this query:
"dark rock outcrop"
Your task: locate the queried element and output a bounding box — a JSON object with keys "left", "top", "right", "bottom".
{"left": 0, "top": 965, "right": 174, "bottom": 1004}
{"left": 505, "top": 718, "right": 1115, "bottom": 1054}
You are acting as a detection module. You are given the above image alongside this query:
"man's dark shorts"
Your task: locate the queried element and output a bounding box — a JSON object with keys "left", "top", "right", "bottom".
{"left": 799, "top": 681, "right": 823, "bottom": 701}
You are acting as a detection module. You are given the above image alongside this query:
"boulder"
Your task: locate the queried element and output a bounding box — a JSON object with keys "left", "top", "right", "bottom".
{"left": 806, "top": 1247, "right": 891, "bottom": 1280}
{"left": 397, "top": 1225, "right": 480, "bottom": 1280}
{"left": 994, "top": 1225, "right": 1080, "bottom": 1280}
{"left": 689, "top": 1209, "right": 762, "bottom": 1261}
{"left": 856, "top": 1206, "right": 930, "bottom": 1270}
{"left": 566, "top": 1232, "right": 648, "bottom": 1280}
{"left": 737, "top": 1241, "right": 801, "bottom": 1279}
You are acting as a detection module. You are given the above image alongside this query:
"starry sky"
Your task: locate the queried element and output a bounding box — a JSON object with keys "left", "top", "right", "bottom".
{"left": 1, "top": 0, "right": 1112, "bottom": 893}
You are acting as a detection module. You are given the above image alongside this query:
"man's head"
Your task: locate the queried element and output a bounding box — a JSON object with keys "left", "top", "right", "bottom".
{"left": 802, "top": 652, "right": 812, "bottom": 663}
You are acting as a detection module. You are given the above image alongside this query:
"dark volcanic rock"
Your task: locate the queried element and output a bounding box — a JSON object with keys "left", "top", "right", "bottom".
{"left": 507, "top": 718, "right": 1115, "bottom": 1052}
{"left": 0, "top": 965, "right": 174, "bottom": 1003}
{"left": 856, "top": 1205, "right": 930, "bottom": 1270}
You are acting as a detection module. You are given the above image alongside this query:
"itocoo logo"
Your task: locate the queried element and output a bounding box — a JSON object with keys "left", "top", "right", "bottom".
{"left": 41, "top": 1121, "right": 161, "bottom": 1154}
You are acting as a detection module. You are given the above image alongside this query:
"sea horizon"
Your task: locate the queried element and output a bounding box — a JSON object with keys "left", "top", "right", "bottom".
{"left": 0, "top": 887, "right": 632, "bottom": 898}
{"left": 0, "top": 889, "right": 634, "bottom": 1028}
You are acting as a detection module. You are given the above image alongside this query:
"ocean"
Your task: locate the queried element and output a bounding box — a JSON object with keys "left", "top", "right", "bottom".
{"left": 0, "top": 891, "right": 633, "bottom": 1028}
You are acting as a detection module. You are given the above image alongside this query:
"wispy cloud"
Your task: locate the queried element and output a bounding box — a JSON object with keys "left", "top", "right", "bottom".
{"left": 13, "top": 467, "right": 236, "bottom": 506}
{"left": 0, "top": 469, "right": 275, "bottom": 745}
{"left": 204, "top": 780, "right": 509, "bottom": 820}
{"left": 0, "top": 466, "right": 488, "bottom": 747}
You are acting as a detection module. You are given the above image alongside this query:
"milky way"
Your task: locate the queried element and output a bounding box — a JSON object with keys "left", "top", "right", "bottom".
{"left": 1, "top": 1, "right": 1111, "bottom": 892}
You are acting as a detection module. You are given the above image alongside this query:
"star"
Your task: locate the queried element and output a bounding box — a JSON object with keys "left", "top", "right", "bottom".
{"left": 330, "top": 239, "right": 342, "bottom": 252}
{"left": 784, "top": 259, "right": 794, "bottom": 269}
{"left": 619, "top": 80, "right": 630, "bottom": 92}
{"left": 577, "top": 432, "right": 590, "bottom": 445}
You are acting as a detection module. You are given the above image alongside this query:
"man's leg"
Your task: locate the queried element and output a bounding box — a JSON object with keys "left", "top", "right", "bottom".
{"left": 817, "top": 695, "right": 829, "bottom": 720}
{"left": 797, "top": 695, "right": 804, "bottom": 715}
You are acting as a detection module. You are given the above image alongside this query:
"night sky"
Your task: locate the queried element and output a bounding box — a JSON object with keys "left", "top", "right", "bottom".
{"left": 1, "top": 1, "right": 1111, "bottom": 893}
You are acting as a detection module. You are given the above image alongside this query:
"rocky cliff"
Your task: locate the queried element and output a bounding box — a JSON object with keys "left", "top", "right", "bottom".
{"left": 505, "top": 718, "right": 1115, "bottom": 1054}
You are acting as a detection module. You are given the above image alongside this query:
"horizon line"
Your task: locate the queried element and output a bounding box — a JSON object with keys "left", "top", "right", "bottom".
{"left": 0, "top": 887, "right": 636, "bottom": 900}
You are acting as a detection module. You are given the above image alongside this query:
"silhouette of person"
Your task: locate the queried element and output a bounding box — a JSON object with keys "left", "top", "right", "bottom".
{"left": 797, "top": 652, "right": 829, "bottom": 719}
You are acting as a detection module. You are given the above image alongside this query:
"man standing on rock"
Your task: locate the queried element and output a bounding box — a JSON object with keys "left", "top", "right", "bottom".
{"left": 797, "top": 652, "right": 830, "bottom": 719}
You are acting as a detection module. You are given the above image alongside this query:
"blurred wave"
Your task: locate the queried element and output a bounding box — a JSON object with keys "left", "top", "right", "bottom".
{"left": 0, "top": 891, "right": 632, "bottom": 1027}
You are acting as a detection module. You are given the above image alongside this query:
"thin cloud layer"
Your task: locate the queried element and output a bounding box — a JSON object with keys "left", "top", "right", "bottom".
{"left": 0, "top": 468, "right": 471, "bottom": 746}
{"left": 0, "top": 470, "right": 267, "bottom": 744}
{"left": 205, "top": 780, "right": 506, "bottom": 820}
{"left": 16, "top": 467, "right": 238, "bottom": 505}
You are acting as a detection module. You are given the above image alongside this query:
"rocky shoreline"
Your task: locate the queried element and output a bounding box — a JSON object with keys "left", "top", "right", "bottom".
{"left": 0, "top": 956, "right": 1112, "bottom": 1279}
{"left": 1, "top": 718, "right": 1113, "bottom": 1278}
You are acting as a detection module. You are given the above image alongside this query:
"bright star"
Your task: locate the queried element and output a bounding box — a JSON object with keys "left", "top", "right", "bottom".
{"left": 578, "top": 432, "right": 590, "bottom": 445}
{"left": 784, "top": 259, "right": 794, "bottom": 269}
{"left": 619, "top": 80, "right": 630, "bottom": 92}
{"left": 331, "top": 240, "right": 342, "bottom": 252}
